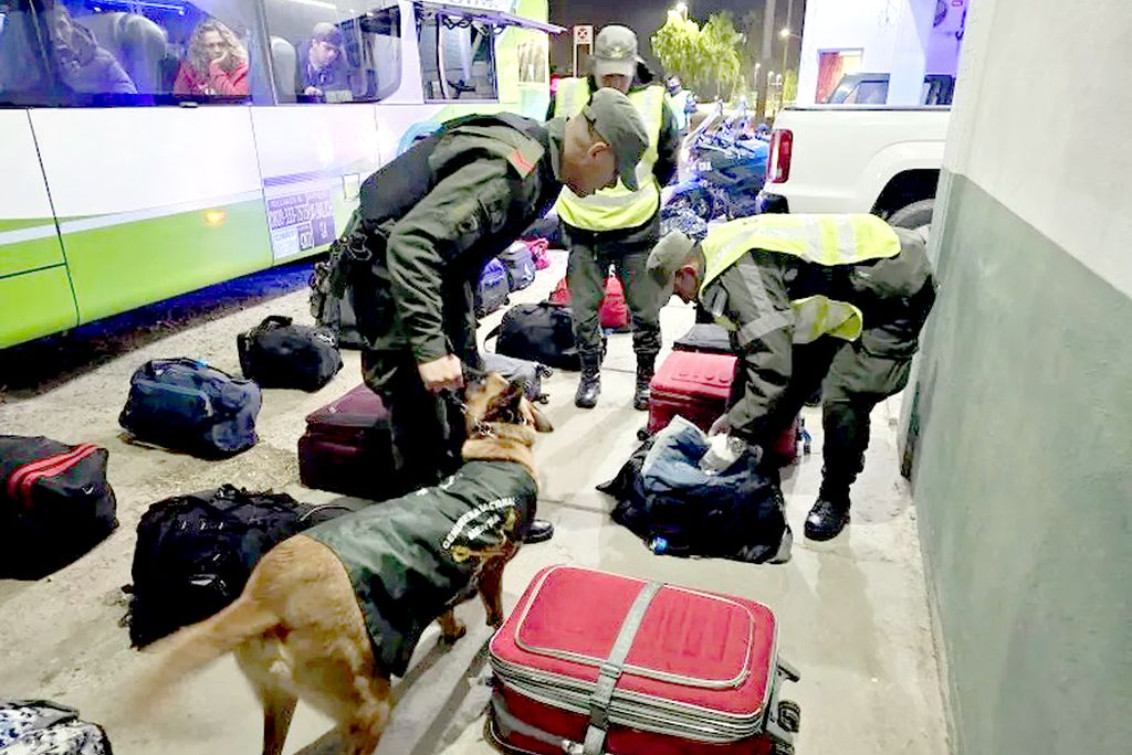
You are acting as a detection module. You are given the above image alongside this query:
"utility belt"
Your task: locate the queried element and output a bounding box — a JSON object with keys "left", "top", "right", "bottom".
{"left": 310, "top": 216, "right": 394, "bottom": 349}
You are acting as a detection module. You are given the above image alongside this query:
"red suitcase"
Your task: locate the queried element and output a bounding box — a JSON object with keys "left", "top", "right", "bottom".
{"left": 297, "top": 384, "right": 402, "bottom": 500}
{"left": 487, "top": 565, "right": 801, "bottom": 755}
{"left": 647, "top": 352, "right": 803, "bottom": 465}
{"left": 646, "top": 351, "right": 735, "bottom": 435}
{"left": 549, "top": 276, "right": 631, "bottom": 332}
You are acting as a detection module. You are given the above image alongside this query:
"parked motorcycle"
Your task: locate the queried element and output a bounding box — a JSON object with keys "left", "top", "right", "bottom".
{"left": 662, "top": 112, "right": 769, "bottom": 231}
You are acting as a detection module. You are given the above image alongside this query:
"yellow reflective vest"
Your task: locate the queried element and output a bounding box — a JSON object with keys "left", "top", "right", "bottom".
{"left": 699, "top": 214, "right": 904, "bottom": 344}
{"left": 552, "top": 77, "right": 666, "bottom": 231}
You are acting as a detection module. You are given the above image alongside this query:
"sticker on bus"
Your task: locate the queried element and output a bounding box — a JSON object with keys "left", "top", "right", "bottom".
{"left": 267, "top": 190, "right": 336, "bottom": 260}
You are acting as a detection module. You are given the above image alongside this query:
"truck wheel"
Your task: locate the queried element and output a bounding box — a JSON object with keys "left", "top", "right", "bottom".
{"left": 886, "top": 199, "right": 934, "bottom": 241}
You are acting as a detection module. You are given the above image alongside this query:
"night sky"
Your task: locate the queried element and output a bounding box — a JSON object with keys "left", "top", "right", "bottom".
{"left": 547, "top": 0, "right": 805, "bottom": 77}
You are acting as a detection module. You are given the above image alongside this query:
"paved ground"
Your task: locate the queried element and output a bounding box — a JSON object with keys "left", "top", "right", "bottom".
{"left": 0, "top": 251, "right": 949, "bottom": 755}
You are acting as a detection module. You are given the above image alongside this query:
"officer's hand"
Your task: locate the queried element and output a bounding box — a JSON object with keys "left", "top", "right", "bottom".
{"left": 709, "top": 414, "right": 730, "bottom": 436}
{"left": 418, "top": 355, "right": 464, "bottom": 393}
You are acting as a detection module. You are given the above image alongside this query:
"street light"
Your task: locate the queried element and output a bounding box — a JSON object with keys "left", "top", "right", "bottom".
{"left": 779, "top": 28, "right": 800, "bottom": 85}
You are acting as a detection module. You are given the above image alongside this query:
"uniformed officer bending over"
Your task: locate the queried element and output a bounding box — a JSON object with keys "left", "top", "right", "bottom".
{"left": 340, "top": 89, "right": 648, "bottom": 544}
{"left": 647, "top": 215, "right": 936, "bottom": 541}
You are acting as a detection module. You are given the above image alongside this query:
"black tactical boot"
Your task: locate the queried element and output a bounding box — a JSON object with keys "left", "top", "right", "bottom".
{"left": 574, "top": 363, "right": 601, "bottom": 409}
{"left": 804, "top": 497, "right": 851, "bottom": 541}
{"left": 524, "top": 519, "right": 555, "bottom": 543}
{"left": 633, "top": 357, "right": 655, "bottom": 411}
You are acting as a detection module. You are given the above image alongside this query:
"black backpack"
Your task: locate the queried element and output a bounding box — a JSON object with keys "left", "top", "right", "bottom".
{"left": 492, "top": 302, "right": 581, "bottom": 371}
{"left": 237, "top": 315, "right": 343, "bottom": 391}
{"left": 125, "top": 485, "right": 352, "bottom": 647}
{"left": 0, "top": 436, "right": 118, "bottom": 579}
{"left": 119, "top": 359, "right": 262, "bottom": 458}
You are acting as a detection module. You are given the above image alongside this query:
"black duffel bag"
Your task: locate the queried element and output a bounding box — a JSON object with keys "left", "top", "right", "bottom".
{"left": 598, "top": 424, "right": 791, "bottom": 564}
{"left": 237, "top": 315, "right": 343, "bottom": 391}
{"left": 119, "top": 358, "right": 261, "bottom": 458}
{"left": 491, "top": 302, "right": 581, "bottom": 371}
{"left": 125, "top": 485, "right": 353, "bottom": 647}
{"left": 0, "top": 436, "right": 118, "bottom": 579}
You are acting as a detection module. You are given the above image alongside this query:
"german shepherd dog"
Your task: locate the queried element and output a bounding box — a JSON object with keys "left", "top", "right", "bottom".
{"left": 135, "top": 374, "right": 552, "bottom": 754}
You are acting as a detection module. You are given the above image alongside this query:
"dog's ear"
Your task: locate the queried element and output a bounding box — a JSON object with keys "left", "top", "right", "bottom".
{"left": 529, "top": 403, "right": 554, "bottom": 433}
{"left": 484, "top": 380, "right": 525, "bottom": 424}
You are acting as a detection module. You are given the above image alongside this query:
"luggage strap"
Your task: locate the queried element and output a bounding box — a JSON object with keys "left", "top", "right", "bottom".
{"left": 583, "top": 580, "right": 662, "bottom": 755}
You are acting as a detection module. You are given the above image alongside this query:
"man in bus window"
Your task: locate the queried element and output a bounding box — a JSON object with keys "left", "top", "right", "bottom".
{"left": 317, "top": 89, "right": 648, "bottom": 544}
{"left": 549, "top": 25, "right": 681, "bottom": 411}
{"left": 297, "top": 22, "right": 349, "bottom": 101}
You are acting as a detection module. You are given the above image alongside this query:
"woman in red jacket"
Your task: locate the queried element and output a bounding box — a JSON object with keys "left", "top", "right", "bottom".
{"left": 174, "top": 19, "right": 249, "bottom": 97}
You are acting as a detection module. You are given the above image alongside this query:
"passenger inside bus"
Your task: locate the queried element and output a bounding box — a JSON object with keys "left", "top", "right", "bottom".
{"left": 295, "top": 22, "right": 349, "bottom": 102}
{"left": 173, "top": 18, "right": 249, "bottom": 97}
{"left": 45, "top": 5, "right": 136, "bottom": 94}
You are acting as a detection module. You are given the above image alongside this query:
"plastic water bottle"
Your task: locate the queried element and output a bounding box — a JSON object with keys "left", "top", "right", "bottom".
{"left": 649, "top": 536, "right": 669, "bottom": 555}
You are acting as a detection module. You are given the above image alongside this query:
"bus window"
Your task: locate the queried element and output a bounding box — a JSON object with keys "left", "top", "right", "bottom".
{"left": 417, "top": 6, "right": 497, "bottom": 102}
{"left": 0, "top": 0, "right": 270, "bottom": 106}
{"left": 262, "top": 0, "right": 402, "bottom": 104}
{"left": 0, "top": 1, "right": 54, "bottom": 103}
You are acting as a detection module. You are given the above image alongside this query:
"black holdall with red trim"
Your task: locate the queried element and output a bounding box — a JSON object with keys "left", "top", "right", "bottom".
{"left": 0, "top": 436, "right": 118, "bottom": 579}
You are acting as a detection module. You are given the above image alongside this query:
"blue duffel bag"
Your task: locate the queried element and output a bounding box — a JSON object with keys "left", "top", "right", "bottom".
{"left": 499, "top": 241, "right": 536, "bottom": 291}
{"left": 119, "top": 358, "right": 262, "bottom": 458}
{"left": 474, "top": 257, "right": 510, "bottom": 317}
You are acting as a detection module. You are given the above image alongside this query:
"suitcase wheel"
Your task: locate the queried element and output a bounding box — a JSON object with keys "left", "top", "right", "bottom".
{"left": 536, "top": 394, "right": 550, "bottom": 404}
{"left": 778, "top": 699, "right": 801, "bottom": 733}
{"left": 637, "top": 427, "right": 652, "bottom": 442}
{"left": 798, "top": 424, "right": 813, "bottom": 455}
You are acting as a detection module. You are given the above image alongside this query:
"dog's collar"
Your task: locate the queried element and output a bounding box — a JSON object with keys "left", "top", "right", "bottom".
{"left": 467, "top": 422, "right": 536, "bottom": 445}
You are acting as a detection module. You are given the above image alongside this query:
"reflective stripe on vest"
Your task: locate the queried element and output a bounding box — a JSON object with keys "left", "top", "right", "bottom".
{"left": 700, "top": 215, "right": 904, "bottom": 344}
{"left": 552, "top": 78, "right": 666, "bottom": 231}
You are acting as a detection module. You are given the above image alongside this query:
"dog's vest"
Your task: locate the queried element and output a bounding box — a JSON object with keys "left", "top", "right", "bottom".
{"left": 303, "top": 460, "right": 537, "bottom": 677}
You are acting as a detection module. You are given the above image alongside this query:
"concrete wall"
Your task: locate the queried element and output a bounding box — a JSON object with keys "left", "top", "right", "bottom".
{"left": 796, "top": 0, "right": 944, "bottom": 105}
{"left": 910, "top": 1, "right": 1132, "bottom": 753}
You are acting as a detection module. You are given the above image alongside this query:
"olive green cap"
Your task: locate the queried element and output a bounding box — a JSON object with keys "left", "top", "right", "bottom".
{"left": 584, "top": 87, "right": 648, "bottom": 191}
{"left": 647, "top": 230, "right": 697, "bottom": 288}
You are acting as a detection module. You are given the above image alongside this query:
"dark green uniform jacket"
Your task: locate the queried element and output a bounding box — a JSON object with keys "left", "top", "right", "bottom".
{"left": 304, "top": 460, "right": 537, "bottom": 677}
{"left": 351, "top": 115, "right": 566, "bottom": 383}
{"left": 702, "top": 228, "right": 936, "bottom": 447}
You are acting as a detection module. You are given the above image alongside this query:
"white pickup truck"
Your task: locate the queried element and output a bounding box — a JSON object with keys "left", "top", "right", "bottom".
{"left": 756, "top": 106, "right": 951, "bottom": 234}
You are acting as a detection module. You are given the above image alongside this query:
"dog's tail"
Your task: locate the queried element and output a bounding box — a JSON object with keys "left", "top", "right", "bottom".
{"left": 128, "top": 594, "right": 278, "bottom": 710}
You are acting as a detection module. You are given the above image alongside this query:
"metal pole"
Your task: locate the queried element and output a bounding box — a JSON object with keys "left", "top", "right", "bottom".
{"left": 784, "top": 0, "right": 794, "bottom": 74}
{"left": 758, "top": 0, "right": 778, "bottom": 120}
{"left": 573, "top": 39, "right": 578, "bottom": 78}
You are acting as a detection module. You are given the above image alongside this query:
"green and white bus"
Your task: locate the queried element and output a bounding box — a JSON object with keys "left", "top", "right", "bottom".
{"left": 0, "top": 0, "right": 558, "bottom": 348}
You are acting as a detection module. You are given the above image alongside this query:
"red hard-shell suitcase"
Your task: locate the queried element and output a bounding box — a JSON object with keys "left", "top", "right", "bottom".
{"left": 646, "top": 351, "right": 736, "bottom": 435}
{"left": 487, "top": 565, "right": 801, "bottom": 755}
{"left": 647, "top": 352, "right": 804, "bottom": 465}
{"left": 297, "top": 384, "right": 402, "bottom": 500}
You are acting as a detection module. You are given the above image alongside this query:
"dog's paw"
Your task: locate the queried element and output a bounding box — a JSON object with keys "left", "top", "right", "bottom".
{"left": 440, "top": 621, "right": 468, "bottom": 644}
{"left": 486, "top": 612, "right": 505, "bottom": 630}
